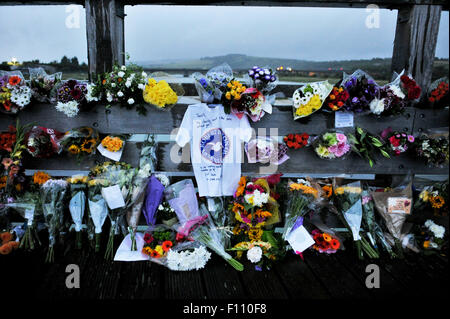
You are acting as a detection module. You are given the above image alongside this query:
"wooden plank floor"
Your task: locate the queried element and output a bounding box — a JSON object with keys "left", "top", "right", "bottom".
{"left": 1, "top": 240, "right": 448, "bottom": 300}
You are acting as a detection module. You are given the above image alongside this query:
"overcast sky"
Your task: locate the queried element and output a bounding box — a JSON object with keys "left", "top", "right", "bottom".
{"left": 0, "top": 4, "right": 448, "bottom": 63}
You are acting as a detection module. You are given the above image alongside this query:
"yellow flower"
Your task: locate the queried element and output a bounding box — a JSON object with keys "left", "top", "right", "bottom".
{"left": 33, "top": 171, "right": 51, "bottom": 185}
{"left": 68, "top": 144, "right": 80, "bottom": 155}
{"left": 143, "top": 79, "right": 178, "bottom": 108}
{"left": 419, "top": 190, "right": 429, "bottom": 202}
{"left": 101, "top": 136, "right": 123, "bottom": 152}
{"left": 430, "top": 195, "right": 445, "bottom": 209}
{"left": 423, "top": 240, "right": 430, "bottom": 249}
{"left": 335, "top": 187, "right": 345, "bottom": 195}
{"left": 155, "top": 245, "right": 164, "bottom": 256}
{"left": 247, "top": 228, "right": 263, "bottom": 242}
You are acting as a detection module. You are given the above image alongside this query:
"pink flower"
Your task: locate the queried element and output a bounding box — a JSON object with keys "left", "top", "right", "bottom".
{"left": 362, "top": 196, "right": 372, "bottom": 205}
{"left": 335, "top": 142, "right": 350, "bottom": 157}
{"left": 328, "top": 144, "right": 338, "bottom": 154}
{"left": 336, "top": 133, "right": 347, "bottom": 143}
{"left": 407, "top": 135, "right": 415, "bottom": 143}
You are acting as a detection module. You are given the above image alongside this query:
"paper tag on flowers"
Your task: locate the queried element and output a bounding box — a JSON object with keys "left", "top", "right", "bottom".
{"left": 286, "top": 225, "right": 315, "bottom": 253}
{"left": 335, "top": 112, "right": 354, "bottom": 128}
{"left": 387, "top": 197, "right": 412, "bottom": 214}
{"left": 101, "top": 185, "right": 126, "bottom": 210}
{"left": 97, "top": 142, "right": 124, "bottom": 162}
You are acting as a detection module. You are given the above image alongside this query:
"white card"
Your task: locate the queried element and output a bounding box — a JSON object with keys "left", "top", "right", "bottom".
{"left": 335, "top": 112, "right": 354, "bottom": 128}
{"left": 286, "top": 225, "right": 315, "bottom": 253}
{"left": 101, "top": 185, "right": 126, "bottom": 210}
{"left": 97, "top": 142, "right": 124, "bottom": 162}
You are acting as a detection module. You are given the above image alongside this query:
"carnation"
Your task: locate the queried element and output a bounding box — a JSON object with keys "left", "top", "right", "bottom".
{"left": 247, "top": 246, "right": 263, "bottom": 263}
{"left": 55, "top": 100, "right": 79, "bottom": 118}
{"left": 370, "top": 98, "right": 385, "bottom": 115}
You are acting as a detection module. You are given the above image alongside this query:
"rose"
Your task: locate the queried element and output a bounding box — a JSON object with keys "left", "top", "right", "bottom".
{"left": 247, "top": 246, "right": 263, "bottom": 263}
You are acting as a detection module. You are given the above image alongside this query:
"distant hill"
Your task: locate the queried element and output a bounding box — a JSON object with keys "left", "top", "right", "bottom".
{"left": 135, "top": 54, "right": 449, "bottom": 81}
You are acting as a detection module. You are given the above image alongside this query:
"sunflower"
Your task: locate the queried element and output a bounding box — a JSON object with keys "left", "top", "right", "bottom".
{"left": 247, "top": 227, "right": 263, "bottom": 242}
{"left": 33, "top": 171, "right": 51, "bottom": 185}
{"left": 68, "top": 144, "right": 80, "bottom": 155}
{"left": 430, "top": 195, "right": 445, "bottom": 209}
{"left": 81, "top": 138, "right": 97, "bottom": 154}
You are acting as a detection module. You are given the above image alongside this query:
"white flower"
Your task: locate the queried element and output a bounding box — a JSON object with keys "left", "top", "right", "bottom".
{"left": 167, "top": 246, "right": 211, "bottom": 271}
{"left": 86, "top": 83, "right": 99, "bottom": 102}
{"left": 425, "top": 219, "right": 433, "bottom": 228}
{"left": 247, "top": 246, "right": 263, "bottom": 263}
{"left": 296, "top": 179, "right": 311, "bottom": 187}
{"left": 117, "top": 91, "right": 124, "bottom": 97}
{"left": 55, "top": 101, "right": 79, "bottom": 118}
{"left": 370, "top": 98, "right": 385, "bottom": 115}
{"left": 155, "top": 173, "right": 170, "bottom": 187}
{"left": 111, "top": 83, "right": 116, "bottom": 88}
{"left": 121, "top": 65, "right": 127, "bottom": 71}
{"left": 141, "top": 71, "right": 147, "bottom": 78}
{"left": 158, "top": 204, "right": 164, "bottom": 210}
{"left": 244, "top": 188, "right": 269, "bottom": 207}
{"left": 127, "top": 98, "right": 135, "bottom": 105}
{"left": 118, "top": 71, "right": 125, "bottom": 77}
{"left": 106, "top": 94, "right": 113, "bottom": 103}
{"left": 138, "top": 83, "right": 145, "bottom": 90}
{"left": 125, "top": 81, "right": 132, "bottom": 88}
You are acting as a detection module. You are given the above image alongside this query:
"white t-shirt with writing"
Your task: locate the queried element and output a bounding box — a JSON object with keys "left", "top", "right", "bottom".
{"left": 176, "top": 103, "right": 252, "bottom": 197}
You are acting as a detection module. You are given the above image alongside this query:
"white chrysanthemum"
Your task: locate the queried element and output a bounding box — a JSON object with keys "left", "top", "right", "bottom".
{"left": 86, "top": 83, "right": 99, "bottom": 102}
{"left": 247, "top": 246, "right": 263, "bottom": 263}
{"left": 430, "top": 224, "right": 445, "bottom": 239}
{"left": 155, "top": 173, "right": 170, "bottom": 187}
{"left": 158, "top": 204, "right": 164, "bottom": 210}
{"left": 141, "top": 71, "right": 147, "bottom": 78}
{"left": 117, "top": 91, "right": 124, "bottom": 97}
{"left": 138, "top": 83, "right": 145, "bottom": 90}
{"left": 42, "top": 178, "right": 68, "bottom": 189}
{"left": 117, "top": 71, "right": 125, "bottom": 77}
{"left": 370, "top": 98, "right": 385, "bottom": 115}
{"left": 244, "top": 189, "right": 269, "bottom": 207}
{"left": 11, "top": 86, "right": 32, "bottom": 107}
{"left": 424, "top": 219, "right": 433, "bottom": 228}
{"left": 111, "top": 83, "right": 116, "bottom": 88}
{"left": 55, "top": 100, "right": 79, "bottom": 118}
{"left": 167, "top": 246, "right": 211, "bottom": 271}
{"left": 127, "top": 98, "right": 135, "bottom": 105}
{"left": 125, "top": 81, "right": 132, "bottom": 88}
{"left": 121, "top": 65, "right": 127, "bottom": 71}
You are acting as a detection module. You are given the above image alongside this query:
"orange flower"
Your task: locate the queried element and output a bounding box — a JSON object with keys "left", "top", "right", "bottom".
{"left": 330, "top": 239, "right": 340, "bottom": 250}
{"left": 33, "top": 171, "right": 51, "bottom": 185}
{"left": 1, "top": 232, "right": 13, "bottom": 243}
{"left": 254, "top": 209, "right": 272, "bottom": 218}
{"left": 0, "top": 243, "right": 12, "bottom": 255}
{"left": 8, "top": 241, "right": 19, "bottom": 250}
{"left": 235, "top": 176, "right": 246, "bottom": 197}
{"left": 8, "top": 76, "right": 21, "bottom": 86}
{"left": 102, "top": 79, "right": 107, "bottom": 85}
{"left": 162, "top": 240, "right": 173, "bottom": 252}
{"left": 150, "top": 250, "right": 160, "bottom": 258}
{"left": 322, "top": 185, "right": 332, "bottom": 198}
{"left": 323, "top": 233, "right": 332, "bottom": 242}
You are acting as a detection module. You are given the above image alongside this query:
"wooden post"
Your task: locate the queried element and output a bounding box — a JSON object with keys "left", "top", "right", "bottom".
{"left": 391, "top": 5, "right": 442, "bottom": 96}
{"left": 85, "top": 0, "right": 125, "bottom": 80}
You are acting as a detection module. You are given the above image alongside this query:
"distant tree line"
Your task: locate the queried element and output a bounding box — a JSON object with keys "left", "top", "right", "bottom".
{"left": 0, "top": 56, "right": 88, "bottom": 73}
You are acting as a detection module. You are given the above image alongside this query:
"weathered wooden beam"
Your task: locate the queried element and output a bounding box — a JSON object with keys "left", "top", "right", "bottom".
{"left": 85, "top": 0, "right": 125, "bottom": 80}
{"left": 391, "top": 5, "right": 442, "bottom": 96}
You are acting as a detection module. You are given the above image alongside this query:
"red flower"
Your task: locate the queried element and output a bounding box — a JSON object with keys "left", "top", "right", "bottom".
{"left": 389, "top": 136, "right": 400, "bottom": 147}
{"left": 144, "top": 233, "right": 153, "bottom": 244}
{"left": 8, "top": 76, "right": 21, "bottom": 86}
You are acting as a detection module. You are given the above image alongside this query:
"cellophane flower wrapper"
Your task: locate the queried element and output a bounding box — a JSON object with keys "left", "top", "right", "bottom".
{"left": 292, "top": 81, "right": 333, "bottom": 119}
{"left": 413, "top": 131, "right": 449, "bottom": 168}
{"left": 0, "top": 70, "right": 32, "bottom": 114}
{"left": 308, "top": 212, "right": 346, "bottom": 251}
{"left": 187, "top": 204, "right": 244, "bottom": 271}
{"left": 54, "top": 79, "right": 88, "bottom": 117}
{"left": 40, "top": 179, "right": 68, "bottom": 262}
{"left": 245, "top": 136, "right": 289, "bottom": 165}
{"left": 281, "top": 179, "right": 323, "bottom": 240}
{"left": 141, "top": 224, "right": 178, "bottom": 266}
{"left": 142, "top": 72, "right": 185, "bottom": 111}
{"left": 28, "top": 67, "right": 62, "bottom": 103}
{"left": 244, "top": 66, "right": 278, "bottom": 95}
{"left": 371, "top": 179, "right": 414, "bottom": 258}
{"left": 333, "top": 180, "right": 379, "bottom": 259}
{"left": 341, "top": 69, "right": 380, "bottom": 114}
{"left": 60, "top": 126, "right": 100, "bottom": 160}
{"left": 369, "top": 71, "right": 408, "bottom": 116}
{"left": 87, "top": 179, "right": 109, "bottom": 252}
{"left": 192, "top": 63, "right": 233, "bottom": 103}
{"left": 427, "top": 76, "right": 449, "bottom": 108}
{"left": 125, "top": 135, "right": 157, "bottom": 250}
{"left": 164, "top": 179, "right": 200, "bottom": 236}
{"left": 313, "top": 130, "right": 353, "bottom": 160}
{"left": 69, "top": 182, "right": 86, "bottom": 249}
{"left": 26, "top": 126, "right": 64, "bottom": 158}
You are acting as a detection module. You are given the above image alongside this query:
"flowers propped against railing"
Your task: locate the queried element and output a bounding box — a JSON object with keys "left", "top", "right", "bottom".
{"left": 25, "top": 126, "right": 64, "bottom": 159}
{"left": 348, "top": 127, "right": 390, "bottom": 167}
{"left": 143, "top": 75, "right": 184, "bottom": 111}
{"left": 380, "top": 127, "right": 415, "bottom": 156}
{"left": 54, "top": 79, "right": 89, "bottom": 118}
{"left": 67, "top": 175, "right": 88, "bottom": 250}
{"left": 0, "top": 71, "right": 32, "bottom": 114}
{"left": 324, "top": 85, "right": 349, "bottom": 112}
{"left": 60, "top": 126, "right": 99, "bottom": 163}
{"left": 412, "top": 134, "right": 449, "bottom": 168}
{"left": 292, "top": 81, "right": 333, "bottom": 119}
{"left": 28, "top": 67, "right": 62, "bottom": 104}
{"left": 341, "top": 69, "right": 379, "bottom": 113}
{"left": 313, "top": 130, "right": 352, "bottom": 160}
{"left": 427, "top": 77, "right": 448, "bottom": 108}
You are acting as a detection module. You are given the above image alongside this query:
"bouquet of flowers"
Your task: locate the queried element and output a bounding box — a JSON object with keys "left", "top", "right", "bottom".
{"left": 100, "top": 135, "right": 125, "bottom": 153}
{"left": 415, "top": 182, "right": 448, "bottom": 217}
{"left": 292, "top": 81, "right": 333, "bottom": 119}
{"left": 228, "top": 87, "right": 272, "bottom": 122}
{"left": 87, "top": 177, "right": 109, "bottom": 252}
{"left": 67, "top": 175, "right": 88, "bottom": 249}
{"left": 313, "top": 131, "right": 352, "bottom": 159}
{"left": 419, "top": 220, "right": 446, "bottom": 252}
{"left": 280, "top": 179, "right": 321, "bottom": 240}
{"left": 188, "top": 204, "right": 244, "bottom": 271}
{"left": 380, "top": 127, "right": 415, "bottom": 156}
{"left": 143, "top": 76, "right": 183, "bottom": 110}
{"left": 60, "top": 126, "right": 99, "bottom": 162}
{"left": 93, "top": 64, "right": 148, "bottom": 115}
{"left": 333, "top": 180, "right": 379, "bottom": 259}
{"left": 25, "top": 126, "right": 64, "bottom": 158}
{"left": 245, "top": 137, "right": 289, "bottom": 165}
{"left": 157, "top": 201, "right": 178, "bottom": 227}
{"left": 54, "top": 79, "right": 88, "bottom": 118}
{"left": 427, "top": 77, "right": 448, "bottom": 108}
{"left": 371, "top": 179, "right": 414, "bottom": 258}
{"left": 141, "top": 224, "right": 178, "bottom": 260}
{"left": 143, "top": 175, "right": 166, "bottom": 228}
{"left": 246, "top": 66, "right": 277, "bottom": 95}
{"left": 0, "top": 125, "right": 16, "bottom": 155}
{"left": 192, "top": 63, "right": 233, "bottom": 103}
{"left": 89, "top": 161, "right": 136, "bottom": 259}
{"left": 348, "top": 127, "right": 391, "bottom": 167}
{"left": 324, "top": 85, "right": 350, "bottom": 112}
{"left": 283, "top": 133, "right": 310, "bottom": 149}
{"left": 28, "top": 67, "right": 62, "bottom": 103}
{"left": 413, "top": 134, "right": 449, "bottom": 167}
{"left": 0, "top": 231, "right": 19, "bottom": 255}
{"left": 0, "top": 71, "right": 32, "bottom": 114}
{"left": 341, "top": 69, "right": 379, "bottom": 113}
{"left": 40, "top": 179, "right": 68, "bottom": 262}
{"left": 399, "top": 73, "right": 421, "bottom": 101}
{"left": 311, "top": 229, "right": 341, "bottom": 253}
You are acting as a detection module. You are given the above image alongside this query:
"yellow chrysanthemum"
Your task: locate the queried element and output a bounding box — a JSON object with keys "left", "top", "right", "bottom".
{"left": 101, "top": 136, "right": 123, "bottom": 152}
{"left": 143, "top": 78, "right": 178, "bottom": 108}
